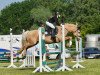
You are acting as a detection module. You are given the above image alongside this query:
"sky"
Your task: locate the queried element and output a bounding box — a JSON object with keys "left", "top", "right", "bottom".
{"left": 0, "top": 0, "right": 24, "bottom": 10}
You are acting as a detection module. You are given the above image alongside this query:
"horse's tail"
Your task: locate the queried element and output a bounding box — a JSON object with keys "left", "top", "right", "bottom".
{"left": 18, "top": 31, "right": 29, "bottom": 54}
{"left": 22, "top": 31, "right": 29, "bottom": 47}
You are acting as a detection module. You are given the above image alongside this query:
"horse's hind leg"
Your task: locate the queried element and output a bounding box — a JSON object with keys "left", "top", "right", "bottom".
{"left": 18, "top": 39, "right": 27, "bottom": 54}
{"left": 21, "top": 42, "right": 36, "bottom": 58}
{"left": 21, "top": 50, "right": 27, "bottom": 59}
{"left": 17, "top": 46, "right": 24, "bottom": 54}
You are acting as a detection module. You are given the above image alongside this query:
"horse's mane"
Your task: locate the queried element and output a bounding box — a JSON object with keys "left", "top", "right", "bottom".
{"left": 65, "top": 23, "right": 77, "bottom": 27}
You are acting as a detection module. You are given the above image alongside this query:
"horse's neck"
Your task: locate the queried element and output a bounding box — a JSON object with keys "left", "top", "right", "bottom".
{"left": 58, "top": 25, "right": 69, "bottom": 35}
{"left": 64, "top": 24, "right": 77, "bottom": 33}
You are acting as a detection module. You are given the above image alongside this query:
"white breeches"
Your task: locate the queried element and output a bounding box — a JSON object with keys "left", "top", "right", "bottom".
{"left": 46, "top": 21, "right": 55, "bottom": 29}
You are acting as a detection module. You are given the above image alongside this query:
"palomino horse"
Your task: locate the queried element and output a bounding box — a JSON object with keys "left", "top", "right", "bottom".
{"left": 18, "top": 23, "right": 81, "bottom": 57}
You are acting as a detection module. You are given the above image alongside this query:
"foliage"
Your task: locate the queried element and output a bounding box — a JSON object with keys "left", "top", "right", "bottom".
{"left": 30, "top": 6, "right": 52, "bottom": 24}
{"left": 0, "top": 0, "right": 100, "bottom": 36}
{"left": 30, "top": 24, "right": 39, "bottom": 30}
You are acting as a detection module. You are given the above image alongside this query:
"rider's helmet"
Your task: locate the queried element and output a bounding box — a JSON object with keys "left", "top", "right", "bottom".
{"left": 55, "top": 11, "right": 60, "bottom": 18}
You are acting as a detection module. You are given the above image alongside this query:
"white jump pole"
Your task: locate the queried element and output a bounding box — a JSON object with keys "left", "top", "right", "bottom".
{"left": 56, "top": 24, "right": 73, "bottom": 71}
{"left": 79, "top": 38, "right": 84, "bottom": 62}
{"left": 72, "top": 37, "right": 85, "bottom": 68}
{"left": 33, "top": 27, "right": 52, "bottom": 73}
{"left": 33, "top": 48, "right": 36, "bottom": 67}
{"left": 7, "top": 28, "right": 17, "bottom": 68}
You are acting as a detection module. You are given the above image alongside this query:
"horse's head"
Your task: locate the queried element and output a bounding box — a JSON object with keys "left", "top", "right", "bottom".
{"left": 64, "top": 23, "right": 81, "bottom": 38}
{"left": 73, "top": 26, "right": 81, "bottom": 37}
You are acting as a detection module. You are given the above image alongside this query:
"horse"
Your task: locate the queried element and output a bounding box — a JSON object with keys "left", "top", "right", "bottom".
{"left": 18, "top": 23, "right": 81, "bottom": 58}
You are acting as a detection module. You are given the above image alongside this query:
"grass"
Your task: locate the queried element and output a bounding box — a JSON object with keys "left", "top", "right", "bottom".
{"left": 0, "top": 59, "right": 100, "bottom": 75}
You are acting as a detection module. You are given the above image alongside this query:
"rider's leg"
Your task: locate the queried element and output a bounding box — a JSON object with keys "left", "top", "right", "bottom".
{"left": 46, "top": 21, "right": 55, "bottom": 35}
{"left": 51, "top": 28, "right": 57, "bottom": 42}
{"left": 51, "top": 29, "right": 56, "bottom": 37}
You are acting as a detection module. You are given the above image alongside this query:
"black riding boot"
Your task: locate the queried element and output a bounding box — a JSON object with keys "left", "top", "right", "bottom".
{"left": 51, "top": 29, "right": 56, "bottom": 37}
{"left": 46, "top": 26, "right": 52, "bottom": 35}
{"left": 51, "top": 29, "right": 56, "bottom": 42}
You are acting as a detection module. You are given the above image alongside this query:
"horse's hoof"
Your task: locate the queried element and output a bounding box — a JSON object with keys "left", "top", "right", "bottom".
{"left": 17, "top": 50, "right": 22, "bottom": 54}
{"left": 22, "top": 56, "right": 26, "bottom": 59}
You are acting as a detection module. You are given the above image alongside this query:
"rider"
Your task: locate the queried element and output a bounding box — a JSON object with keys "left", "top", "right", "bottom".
{"left": 46, "top": 12, "right": 61, "bottom": 39}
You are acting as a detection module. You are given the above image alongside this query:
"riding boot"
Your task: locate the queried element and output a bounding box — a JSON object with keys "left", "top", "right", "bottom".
{"left": 51, "top": 29, "right": 54, "bottom": 39}
{"left": 51, "top": 29, "right": 56, "bottom": 42}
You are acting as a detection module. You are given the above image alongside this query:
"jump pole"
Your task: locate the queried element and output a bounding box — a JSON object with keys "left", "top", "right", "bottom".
{"left": 72, "top": 37, "right": 85, "bottom": 68}
{"left": 33, "top": 48, "right": 36, "bottom": 67}
{"left": 7, "top": 28, "right": 17, "bottom": 68}
{"left": 33, "top": 27, "right": 53, "bottom": 73}
{"left": 79, "top": 38, "right": 84, "bottom": 62}
{"left": 56, "top": 24, "right": 73, "bottom": 71}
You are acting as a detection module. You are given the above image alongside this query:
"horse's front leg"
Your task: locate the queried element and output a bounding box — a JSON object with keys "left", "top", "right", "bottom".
{"left": 65, "top": 36, "right": 72, "bottom": 47}
{"left": 65, "top": 36, "right": 72, "bottom": 40}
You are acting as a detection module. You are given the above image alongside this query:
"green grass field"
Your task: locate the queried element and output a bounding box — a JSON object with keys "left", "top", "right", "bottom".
{"left": 0, "top": 59, "right": 100, "bottom": 75}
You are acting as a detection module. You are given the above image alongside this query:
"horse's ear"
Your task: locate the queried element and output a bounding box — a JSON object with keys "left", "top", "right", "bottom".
{"left": 76, "top": 22, "right": 81, "bottom": 30}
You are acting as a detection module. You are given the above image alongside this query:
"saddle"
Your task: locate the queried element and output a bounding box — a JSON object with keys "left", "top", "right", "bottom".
{"left": 45, "top": 27, "right": 58, "bottom": 42}
{"left": 45, "top": 27, "right": 58, "bottom": 36}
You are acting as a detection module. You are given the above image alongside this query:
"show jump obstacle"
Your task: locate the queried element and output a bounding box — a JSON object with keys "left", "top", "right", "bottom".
{"left": 7, "top": 28, "right": 17, "bottom": 68}
{"left": 7, "top": 28, "right": 35, "bottom": 68}
{"left": 19, "top": 49, "right": 36, "bottom": 68}
{"left": 72, "top": 37, "right": 85, "bottom": 68}
{"left": 56, "top": 24, "right": 72, "bottom": 71}
{"left": 33, "top": 27, "right": 53, "bottom": 73}
{"left": 33, "top": 24, "right": 73, "bottom": 73}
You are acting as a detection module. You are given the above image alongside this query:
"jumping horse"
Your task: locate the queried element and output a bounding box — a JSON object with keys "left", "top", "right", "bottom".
{"left": 18, "top": 23, "right": 81, "bottom": 57}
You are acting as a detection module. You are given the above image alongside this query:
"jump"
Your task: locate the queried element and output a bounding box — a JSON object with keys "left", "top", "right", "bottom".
{"left": 18, "top": 23, "right": 81, "bottom": 58}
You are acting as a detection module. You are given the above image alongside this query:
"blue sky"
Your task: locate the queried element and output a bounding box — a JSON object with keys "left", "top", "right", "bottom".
{"left": 0, "top": 0, "right": 24, "bottom": 10}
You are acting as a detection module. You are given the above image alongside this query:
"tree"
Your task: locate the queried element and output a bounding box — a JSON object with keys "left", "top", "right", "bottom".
{"left": 0, "top": 0, "right": 100, "bottom": 35}
{"left": 30, "top": 6, "right": 52, "bottom": 26}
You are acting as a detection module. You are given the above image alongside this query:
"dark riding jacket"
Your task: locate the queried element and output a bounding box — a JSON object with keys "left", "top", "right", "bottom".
{"left": 48, "top": 15, "right": 60, "bottom": 26}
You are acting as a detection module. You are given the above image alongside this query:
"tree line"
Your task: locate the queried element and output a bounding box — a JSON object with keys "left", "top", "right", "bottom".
{"left": 0, "top": 0, "right": 100, "bottom": 38}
